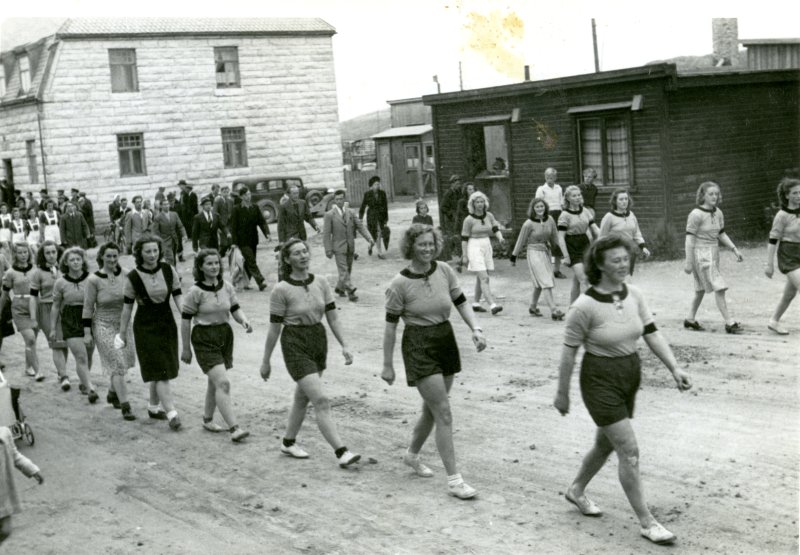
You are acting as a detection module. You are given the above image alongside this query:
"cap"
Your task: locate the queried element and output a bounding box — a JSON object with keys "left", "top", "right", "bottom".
{"left": 177, "top": 179, "right": 188, "bottom": 186}
{"left": 449, "top": 175, "right": 461, "bottom": 184}
{"left": 200, "top": 195, "right": 214, "bottom": 206}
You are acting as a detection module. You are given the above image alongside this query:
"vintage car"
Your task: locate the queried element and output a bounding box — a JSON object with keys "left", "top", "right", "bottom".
{"left": 230, "top": 176, "right": 329, "bottom": 224}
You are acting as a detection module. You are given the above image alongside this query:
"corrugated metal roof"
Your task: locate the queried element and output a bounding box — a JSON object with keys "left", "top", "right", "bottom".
{"left": 371, "top": 124, "right": 432, "bottom": 139}
{"left": 57, "top": 17, "right": 335, "bottom": 37}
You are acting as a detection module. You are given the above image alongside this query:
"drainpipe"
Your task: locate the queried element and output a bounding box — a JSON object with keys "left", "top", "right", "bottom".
{"left": 36, "top": 99, "right": 48, "bottom": 191}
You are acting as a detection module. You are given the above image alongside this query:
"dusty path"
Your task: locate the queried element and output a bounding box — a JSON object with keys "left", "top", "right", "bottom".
{"left": 3, "top": 198, "right": 798, "bottom": 554}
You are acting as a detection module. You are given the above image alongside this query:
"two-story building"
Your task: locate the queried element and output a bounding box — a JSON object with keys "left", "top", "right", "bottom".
{"left": 0, "top": 17, "right": 344, "bottom": 222}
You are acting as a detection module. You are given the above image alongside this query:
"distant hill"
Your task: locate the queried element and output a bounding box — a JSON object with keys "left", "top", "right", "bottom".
{"left": 339, "top": 108, "right": 391, "bottom": 142}
{"left": 1, "top": 18, "right": 66, "bottom": 52}
{"left": 646, "top": 50, "right": 748, "bottom": 71}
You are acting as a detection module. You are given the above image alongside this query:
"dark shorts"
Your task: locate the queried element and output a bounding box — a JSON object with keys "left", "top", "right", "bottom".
{"left": 281, "top": 323, "right": 327, "bottom": 381}
{"left": 565, "top": 234, "right": 591, "bottom": 267}
{"left": 60, "top": 305, "right": 85, "bottom": 340}
{"left": 401, "top": 321, "right": 461, "bottom": 387}
{"left": 549, "top": 211, "right": 563, "bottom": 257}
{"left": 191, "top": 323, "right": 234, "bottom": 373}
{"left": 777, "top": 241, "right": 800, "bottom": 274}
{"left": 579, "top": 352, "right": 641, "bottom": 427}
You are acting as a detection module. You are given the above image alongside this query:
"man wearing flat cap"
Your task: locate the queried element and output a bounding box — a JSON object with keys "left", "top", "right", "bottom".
{"left": 191, "top": 195, "right": 220, "bottom": 252}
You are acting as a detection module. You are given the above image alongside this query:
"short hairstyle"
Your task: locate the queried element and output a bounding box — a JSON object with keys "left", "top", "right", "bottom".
{"left": 695, "top": 181, "right": 722, "bottom": 206}
{"left": 11, "top": 242, "right": 32, "bottom": 266}
{"left": 44, "top": 198, "right": 56, "bottom": 208}
{"left": 96, "top": 242, "right": 121, "bottom": 269}
{"left": 36, "top": 240, "right": 62, "bottom": 270}
{"left": 59, "top": 246, "right": 88, "bottom": 274}
{"left": 415, "top": 199, "right": 429, "bottom": 214}
{"left": 776, "top": 177, "right": 800, "bottom": 209}
{"left": 562, "top": 185, "right": 582, "bottom": 209}
{"left": 27, "top": 207, "right": 38, "bottom": 218}
{"left": 526, "top": 197, "right": 550, "bottom": 220}
{"left": 583, "top": 167, "right": 597, "bottom": 179}
{"left": 467, "top": 191, "right": 490, "bottom": 213}
{"left": 11, "top": 206, "right": 21, "bottom": 215}
{"left": 400, "top": 223, "right": 443, "bottom": 260}
{"left": 609, "top": 188, "right": 634, "bottom": 210}
{"left": 193, "top": 248, "right": 223, "bottom": 283}
{"left": 334, "top": 189, "right": 346, "bottom": 198}
{"left": 132, "top": 195, "right": 143, "bottom": 203}
{"left": 279, "top": 238, "right": 308, "bottom": 279}
{"left": 544, "top": 167, "right": 558, "bottom": 177}
{"left": 369, "top": 176, "right": 381, "bottom": 186}
{"left": 133, "top": 234, "right": 164, "bottom": 267}
{"left": 584, "top": 235, "right": 635, "bottom": 285}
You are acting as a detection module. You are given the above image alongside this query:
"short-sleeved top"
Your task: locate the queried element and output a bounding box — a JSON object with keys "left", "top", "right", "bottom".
{"left": 461, "top": 212, "right": 499, "bottom": 240}
{"left": 535, "top": 184, "right": 563, "bottom": 212}
{"left": 29, "top": 266, "right": 59, "bottom": 302}
{"left": 558, "top": 207, "right": 595, "bottom": 236}
{"left": 53, "top": 272, "right": 90, "bottom": 307}
{"left": 82, "top": 268, "right": 128, "bottom": 321}
{"left": 769, "top": 207, "right": 800, "bottom": 243}
{"left": 182, "top": 280, "right": 241, "bottom": 326}
{"left": 2, "top": 264, "right": 34, "bottom": 298}
{"left": 385, "top": 261, "right": 466, "bottom": 327}
{"left": 599, "top": 210, "right": 646, "bottom": 246}
{"left": 269, "top": 274, "right": 335, "bottom": 326}
{"left": 512, "top": 217, "right": 558, "bottom": 256}
{"left": 563, "top": 284, "right": 656, "bottom": 358}
{"left": 686, "top": 207, "right": 724, "bottom": 246}
{"left": 123, "top": 264, "right": 182, "bottom": 305}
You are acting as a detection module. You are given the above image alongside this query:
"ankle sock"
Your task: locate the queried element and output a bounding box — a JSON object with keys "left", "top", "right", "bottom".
{"left": 229, "top": 425, "right": 239, "bottom": 433}
{"left": 447, "top": 473, "right": 464, "bottom": 487}
{"left": 166, "top": 410, "right": 178, "bottom": 421}
{"left": 282, "top": 437, "right": 296, "bottom": 447}
{"left": 148, "top": 404, "right": 161, "bottom": 413}
{"left": 334, "top": 446, "right": 348, "bottom": 458}
{"left": 203, "top": 416, "right": 213, "bottom": 424}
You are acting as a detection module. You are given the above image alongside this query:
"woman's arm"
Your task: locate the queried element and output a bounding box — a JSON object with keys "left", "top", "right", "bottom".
{"left": 29, "top": 295, "right": 38, "bottom": 329}
{"left": 455, "top": 301, "right": 486, "bottom": 352}
{"left": 259, "top": 322, "right": 283, "bottom": 381}
{"left": 510, "top": 222, "right": 531, "bottom": 263}
{"left": 325, "top": 309, "right": 353, "bottom": 365}
{"left": 558, "top": 230, "right": 570, "bottom": 266}
{"left": 684, "top": 233, "right": 696, "bottom": 274}
{"left": 718, "top": 232, "right": 743, "bottom": 261}
{"left": 588, "top": 222, "right": 601, "bottom": 241}
{"left": 50, "top": 297, "right": 62, "bottom": 340}
{"left": 643, "top": 332, "right": 692, "bottom": 391}
{"left": 554, "top": 346, "right": 578, "bottom": 415}
{"left": 765, "top": 242, "right": 778, "bottom": 278}
{"left": 180, "top": 318, "right": 192, "bottom": 364}
{"left": 119, "top": 303, "right": 133, "bottom": 340}
{"left": 231, "top": 308, "right": 252, "bottom": 332}
{"left": 381, "top": 321, "right": 398, "bottom": 385}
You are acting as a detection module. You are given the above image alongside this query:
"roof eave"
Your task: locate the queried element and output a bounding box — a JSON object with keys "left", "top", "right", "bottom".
{"left": 56, "top": 30, "right": 336, "bottom": 40}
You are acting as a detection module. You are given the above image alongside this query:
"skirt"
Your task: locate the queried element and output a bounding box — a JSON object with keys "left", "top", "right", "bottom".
{"left": 401, "top": 321, "right": 461, "bottom": 387}
{"left": 93, "top": 312, "right": 135, "bottom": 377}
{"left": 43, "top": 224, "right": 60, "bottom": 244}
{"left": 526, "top": 244, "right": 555, "bottom": 289}
{"left": 191, "top": 323, "right": 234, "bottom": 373}
{"left": 579, "top": 352, "right": 641, "bottom": 427}
{"left": 37, "top": 301, "right": 66, "bottom": 348}
{"left": 777, "top": 241, "right": 800, "bottom": 275}
{"left": 60, "top": 304, "right": 84, "bottom": 339}
{"left": 133, "top": 301, "right": 179, "bottom": 383}
{"left": 565, "top": 234, "right": 591, "bottom": 267}
{"left": 280, "top": 322, "right": 327, "bottom": 381}
{"left": 691, "top": 245, "right": 726, "bottom": 293}
{"left": 10, "top": 296, "right": 35, "bottom": 331}
{"left": 467, "top": 237, "right": 494, "bottom": 272}
{"left": 0, "top": 229, "right": 10, "bottom": 243}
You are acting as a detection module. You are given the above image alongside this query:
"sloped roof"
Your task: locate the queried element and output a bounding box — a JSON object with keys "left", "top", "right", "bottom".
{"left": 0, "top": 34, "right": 56, "bottom": 105}
{"left": 56, "top": 18, "right": 336, "bottom": 38}
{"left": 372, "top": 124, "right": 432, "bottom": 139}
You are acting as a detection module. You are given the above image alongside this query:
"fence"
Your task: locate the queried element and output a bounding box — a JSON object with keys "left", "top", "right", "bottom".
{"left": 343, "top": 166, "right": 393, "bottom": 209}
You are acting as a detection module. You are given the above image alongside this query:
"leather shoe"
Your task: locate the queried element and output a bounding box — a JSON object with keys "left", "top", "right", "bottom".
{"left": 640, "top": 521, "right": 676, "bottom": 545}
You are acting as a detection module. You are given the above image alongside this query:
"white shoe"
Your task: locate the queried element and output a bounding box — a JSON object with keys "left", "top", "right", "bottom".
{"left": 448, "top": 481, "right": 477, "bottom": 499}
{"left": 280, "top": 443, "right": 309, "bottom": 459}
{"left": 640, "top": 521, "right": 676, "bottom": 545}
{"left": 403, "top": 453, "right": 434, "bottom": 477}
{"left": 203, "top": 420, "right": 225, "bottom": 433}
{"left": 337, "top": 450, "right": 361, "bottom": 468}
{"left": 768, "top": 320, "right": 789, "bottom": 335}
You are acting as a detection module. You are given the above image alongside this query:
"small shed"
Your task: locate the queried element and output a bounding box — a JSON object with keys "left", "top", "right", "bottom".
{"left": 372, "top": 124, "right": 434, "bottom": 197}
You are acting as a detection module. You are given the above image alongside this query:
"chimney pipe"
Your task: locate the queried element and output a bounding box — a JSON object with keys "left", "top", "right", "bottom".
{"left": 524, "top": 65, "right": 530, "bottom": 81}
{"left": 712, "top": 18, "right": 738, "bottom": 66}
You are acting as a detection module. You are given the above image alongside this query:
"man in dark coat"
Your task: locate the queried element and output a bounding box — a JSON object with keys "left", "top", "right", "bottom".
{"left": 78, "top": 192, "right": 95, "bottom": 238}
{"left": 59, "top": 201, "right": 90, "bottom": 248}
{"left": 277, "top": 184, "right": 318, "bottom": 244}
{"left": 230, "top": 187, "right": 270, "bottom": 291}
{"left": 213, "top": 185, "right": 234, "bottom": 257}
{"left": 191, "top": 195, "right": 220, "bottom": 252}
{"left": 178, "top": 180, "right": 198, "bottom": 235}
{"left": 358, "top": 176, "right": 389, "bottom": 258}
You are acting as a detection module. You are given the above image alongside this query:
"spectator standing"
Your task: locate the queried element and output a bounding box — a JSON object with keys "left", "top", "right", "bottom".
{"left": 59, "top": 202, "right": 90, "bottom": 249}
{"left": 322, "top": 190, "right": 374, "bottom": 302}
{"left": 192, "top": 196, "right": 220, "bottom": 252}
{"left": 229, "top": 187, "right": 270, "bottom": 291}
{"left": 124, "top": 195, "right": 152, "bottom": 252}
{"left": 213, "top": 186, "right": 234, "bottom": 257}
{"left": 152, "top": 199, "right": 186, "bottom": 266}
{"left": 178, "top": 180, "right": 198, "bottom": 237}
{"left": 359, "top": 176, "right": 389, "bottom": 258}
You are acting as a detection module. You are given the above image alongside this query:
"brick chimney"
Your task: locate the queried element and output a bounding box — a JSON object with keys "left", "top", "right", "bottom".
{"left": 712, "top": 18, "right": 738, "bottom": 66}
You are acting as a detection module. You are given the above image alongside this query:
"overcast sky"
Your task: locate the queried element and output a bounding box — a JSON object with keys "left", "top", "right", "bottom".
{"left": 2, "top": 0, "right": 798, "bottom": 120}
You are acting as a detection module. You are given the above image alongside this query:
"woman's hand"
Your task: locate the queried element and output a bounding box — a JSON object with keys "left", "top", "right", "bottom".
{"left": 259, "top": 360, "right": 271, "bottom": 381}
{"left": 342, "top": 348, "right": 353, "bottom": 365}
{"left": 461, "top": 254, "right": 468, "bottom": 265}
{"left": 765, "top": 263, "right": 774, "bottom": 279}
{"left": 243, "top": 321, "right": 253, "bottom": 333}
{"left": 113, "top": 334, "right": 126, "bottom": 350}
{"left": 554, "top": 390, "right": 570, "bottom": 415}
{"left": 33, "top": 472, "right": 44, "bottom": 485}
{"left": 672, "top": 369, "right": 692, "bottom": 391}
{"left": 641, "top": 247, "right": 652, "bottom": 259}
{"left": 472, "top": 329, "right": 486, "bottom": 352}
{"left": 48, "top": 330, "right": 56, "bottom": 342}
{"left": 180, "top": 348, "right": 192, "bottom": 364}
{"left": 381, "top": 364, "right": 395, "bottom": 385}
{"left": 683, "top": 262, "right": 693, "bottom": 275}
{"left": 733, "top": 248, "right": 743, "bottom": 262}
{"left": 82, "top": 335, "right": 93, "bottom": 348}
{"left": 562, "top": 255, "right": 571, "bottom": 267}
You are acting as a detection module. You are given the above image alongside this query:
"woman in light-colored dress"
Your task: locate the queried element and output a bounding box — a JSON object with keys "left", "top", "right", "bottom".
{"left": 460, "top": 191, "right": 506, "bottom": 315}
{"left": 25, "top": 207, "right": 41, "bottom": 252}
{"left": 764, "top": 176, "right": 800, "bottom": 335}
{"left": 0, "top": 242, "right": 42, "bottom": 381}
{"left": 39, "top": 199, "right": 61, "bottom": 245}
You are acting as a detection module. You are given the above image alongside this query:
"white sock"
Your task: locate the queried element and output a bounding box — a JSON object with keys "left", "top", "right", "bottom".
{"left": 166, "top": 410, "right": 178, "bottom": 420}
{"left": 447, "top": 473, "right": 463, "bottom": 486}
{"left": 406, "top": 449, "right": 419, "bottom": 460}
{"left": 148, "top": 404, "right": 161, "bottom": 412}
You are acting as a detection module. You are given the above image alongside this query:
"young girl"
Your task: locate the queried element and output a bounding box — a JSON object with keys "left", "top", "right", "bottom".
{"left": 557, "top": 186, "right": 600, "bottom": 303}
{"left": 0, "top": 423, "right": 44, "bottom": 544}
{"left": 39, "top": 200, "right": 61, "bottom": 246}
{"left": 412, "top": 200, "right": 434, "bottom": 226}
{"left": 684, "top": 181, "right": 744, "bottom": 333}
{"left": 764, "top": 177, "right": 800, "bottom": 334}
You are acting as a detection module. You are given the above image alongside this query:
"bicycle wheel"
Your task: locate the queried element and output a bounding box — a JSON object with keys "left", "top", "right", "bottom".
{"left": 22, "top": 422, "right": 34, "bottom": 446}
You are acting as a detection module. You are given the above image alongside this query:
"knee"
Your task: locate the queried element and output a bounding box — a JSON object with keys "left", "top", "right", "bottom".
{"left": 217, "top": 378, "right": 231, "bottom": 395}
{"left": 617, "top": 442, "right": 640, "bottom": 468}
{"left": 313, "top": 395, "right": 331, "bottom": 412}
{"left": 430, "top": 402, "right": 453, "bottom": 427}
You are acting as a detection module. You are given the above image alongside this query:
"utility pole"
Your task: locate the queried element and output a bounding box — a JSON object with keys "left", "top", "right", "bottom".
{"left": 592, "top": 19, "right": 600, "bottom": 73}
{"left": 433, "top": 75, "right": 441, "bottom": 94}
{"left": 458, "top": 61, "right": 463, "bottom": 91}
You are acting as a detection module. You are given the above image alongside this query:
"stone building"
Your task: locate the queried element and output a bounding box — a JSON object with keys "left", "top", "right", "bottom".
{"left": 0, "top": 18, "right": 343, "bottom": 222}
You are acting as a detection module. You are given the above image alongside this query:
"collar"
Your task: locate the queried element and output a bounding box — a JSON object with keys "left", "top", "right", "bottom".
{"left": 565, "top": 206, "right": 584, "bottom": 215}
{"left": 612, "top": 210, "right": 630, "bottom": 217}
{"left": 586, "top": 284, "right": 629, "bottom": 303}
{"left": 782, "top": 206, "right": 800, "bottom": 216}
{"left": 12, "top": 263, "right": 32, "bottom": 273}
{"left": 529, "top": 216, "right": 547, "bottom": 223}
{"left": 64, "top": 271, "right": 89, "bottom": 283}
{"left": 195, "top": 279, "right": 224, "bottom": 292}
{"left": 698, "top": 206, "right": 717, "bottom": 214}
{"left": 136, "top": 264, "right": 161, "bottom": 275}
{"left": 285, "top": 273, "right": 315, "bottom": 287}
{"left": 469, "top": 211, "right": 487, "bottom": 223}
{"left": 96, "top": 267, "right": 122, "bottom": 278}
{"left": 400, "top": 261, "right": 438, "bottom": 279}
{"left": 332, "top": 204, "right": 344, "bottom": 217}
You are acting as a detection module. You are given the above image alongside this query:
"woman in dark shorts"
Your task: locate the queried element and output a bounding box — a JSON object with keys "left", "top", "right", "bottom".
{"left": 382, "top": 224, "right": 487, "bottom": 500}
{"left": 765, "top": 177, "right": 800, "bottom": 335}
{"left": 181, "top": 248, "right": 252, "bottom": 442}
{"left": 0, "top": 242, "right": 42, "bottom": 381}
{"left": 50, "top": 246, "right": 98, "bottom": 403}
{"left": 260, "top": 238, "right": 360, "bottom": 468}
{"left": 557, "top": 185, "right": 600, "bottom": 303}
{"left": 119, "top": 235, "right": 183, "bottom": 431}
{"left": 554, "top": 235, "right": 692, "bottom": 545}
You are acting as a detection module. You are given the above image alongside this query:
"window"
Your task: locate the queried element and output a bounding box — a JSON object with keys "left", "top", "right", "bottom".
{"left": 26, "top": 140, "right": 38, "bottom": 184}
{"left": 423, "top": 143, "right": 435, "bottom": 169}
{"left": 215, "top": 47, "right": 240, "bottom": 88}
{"left": 404, "top": 144, "right": 420, "bottom": 170}
{"left": 221, "top": 127, "right": 247, "bottom": 168}
{"left": 461, "top": 121, "right": 512, "bottom": 226}
{"left": 18, "top": 55, "right": 31, "bottom": 94}
{"left": 576, "top": 114, "right": 632, "bottom": 188}
{"left": 109, "top": 49, "right": 139, "bottom": 93}
{"left": 117, "top": 133, "right": 146, "bottom": 177}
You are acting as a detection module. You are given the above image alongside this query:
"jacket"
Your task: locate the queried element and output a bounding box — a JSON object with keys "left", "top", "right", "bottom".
{"left": 230, "top": 203, "right": 270, "bottom": 250}
{"left": 59, "top": 212, "right": 90, "bottom": 248}
{"left": 278, "top": 199, "right": 317, "bottom": 243}
{"left": 192, "top": 211, "right": 220, "bottom": 251}
{"left": 323, "top": 206, "right": 372, "bottom": 256}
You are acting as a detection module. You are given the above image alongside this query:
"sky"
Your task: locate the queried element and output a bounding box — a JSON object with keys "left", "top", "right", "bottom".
{"left": 2, "top": 0, "right": 799, "bottom": 121}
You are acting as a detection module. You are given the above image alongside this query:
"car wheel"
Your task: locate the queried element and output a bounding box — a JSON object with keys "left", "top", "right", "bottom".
{"left": 306, "top": 191, "right": 323, "bottom": 207}
{"left": 261, "top": 201, "right": 277, "bottom": 224}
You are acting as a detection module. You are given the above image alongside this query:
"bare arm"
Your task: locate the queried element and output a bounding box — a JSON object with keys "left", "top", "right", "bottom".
{"left": 259, "top": 322, "right": 283, "bottom": 381}
{"left": 381, "top": 321, "right": 398, "bottom": 385}
{"left": 765, "top": 242, "right": 778, "bottom": 278}
{"left": 325, "top": 309, "right": 353, "bottom": 365}
{"left": 684, "top": 233, "right": 696, "bottom": 273}
{"left": 50, "top": 297, "right": 62, "bottom": 340}
{"left": 454, "top": 301, "right": 487, "bottom": 352}
{"left": 643, "top": 332, "right": 692, "bottom": 391}
{"left": 180, "top": 318, "right": 192, "bottom": 363}
{"left": 119, "top": 303, "right": 133, "bottom": 340}
{"left": 231, "top": 308, "right": 252, "bottom": 332}
{"left": 554, "top": 345, "right": 579, "bottom": 415}
{"left": 718, "top": 232, "right": 743, "bottom": 261}
{"left": 558, "top": 230, "right": 570, "bottom": 265}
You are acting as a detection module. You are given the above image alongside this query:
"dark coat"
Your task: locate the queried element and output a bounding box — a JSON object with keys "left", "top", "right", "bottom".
{"left": 191, "top": 211, "right": 220, "bottom": 251}
{"left": 59, "top": 212, "right": 90, "bottom": 248}
{"left": 230, "top": 203, "right": 270, "bottom": 250}
{"left": 277, "top": 199, "right": 317, "bottom": 243}
{"left": 358, "top": 189, "right": 389, "bottom": 226}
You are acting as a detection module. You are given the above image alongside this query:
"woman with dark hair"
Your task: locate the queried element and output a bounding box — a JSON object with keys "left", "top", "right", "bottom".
{"left": 25, "top": 207, "right": 41, "bottom": 251}
{"left": 181, "top": 248, "right": 252, "bottom": 442}
{"left": 82, "top": 242, "right": 137, "bottom": 420}
{"left": 411, "top": 200, "right": 434, "bottom": 226}
{"left": 557, "top": 185, "right": 600, "bottom": 303}
{"left": 50, "top": 246, "right": 97, "bottom": 402}
{"left": 119, "top": 235, "right": 183, "bottom": 430}
{"left": 510, "top": 197, "right": 564, "bottom": 319}
{"left": 0, "top": 242, "right": 42, "bottom": 380}
{"left": 39, "top": 199, "right": 61, "bottom": 246}
{"left": 599, "top": 189, "right": 651, "bottom": 275}
{"left": 260, "top": 238, "right": 360, "bottom": 467}
{"left": 383, "top": 224, "right": 486, "bottom": 499}
{"left": 0, "top": 203, "right": 12, "bottom": 257}
{"left": 683, "top": 181, "right": 743, "bottom": 333}
{"left": 765, "top": 177, "right": 800, "bottom": 334}
{"left": 30, "top": 240, "right": 70, "bottom": 389}
{"left": 554, "top": 235, "right": 692, "bottom": 545}
{"left": 461, "top": 191, "right": 506, "bottom": 314}
{"left": 9, "top": 207, "right": 27, "bottom": 245}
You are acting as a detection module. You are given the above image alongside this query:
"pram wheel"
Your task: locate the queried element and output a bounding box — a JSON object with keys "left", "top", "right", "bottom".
{"left": 22, "top": 422, "right": 34, "bottom": 446}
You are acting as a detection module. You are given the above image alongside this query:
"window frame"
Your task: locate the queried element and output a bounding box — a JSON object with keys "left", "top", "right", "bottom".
{"left": 404, "top": 143, "right": 421, "bottom": 171}
{"left": 108, "top": 48, "right": 139, "bottom": 93}
{"left": 116, "top": 133, "right": 147, "bottom": 177}
{"left": 221, "top": 127, "right": 248, "bottom": 168}
{"left": 574, "top": 110, "right": 635, "bottom": 191}
{"left": 18, "top": 55, "right": 31, "bottom": 94}
{"left": 25, "top": 140, "right": 38, "bottom": 184}
{"left": 214, "top": 47, "right": 241, "bottom": 89}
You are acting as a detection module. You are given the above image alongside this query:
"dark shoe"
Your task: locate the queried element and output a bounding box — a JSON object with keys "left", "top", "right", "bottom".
{"left": 490, "top": 305, "right": 503, "bottom": 316}
{"left": 258, "top": 282, "right": 268, "bottom": 292}
{"left": 551, "top": 309, "right": 565, "bottom": 321}
{"left": 334, "top": 287, "right": 347, "bottom": 298}
{"left": 683, "top": 319, "right": 705, "bottom": 331}
{"left": 168, "top": 414, "right": 182, "bottom": 431}
{"left": 121, "top": 403, "right": 137, "bottom": 421}
{"left": 553, "top": 271, "right": 567, "bottom": 279}
{"left": 377, "top": 253, "right": 386, "bottom": 260}
{"left": 178, "top": 255, "right": 185, "bottom": 262}
{"left": 348, "top": 289, "right": 359, "bottom": 302}
{"left": 368, "top": 245, "right": 373, "bottom": 256}
{"left": 79, "top": 384, "right": 88, "bottom": 395}
{"left": 148, "top": 409, "right": 168, "bottom": 420}
{"left": 107, "top": 391, "right": 121, "bottom": 409}
{"left": 472, "top": 304, "right": 487, "bottom": 313}
{"left": 529, "top": 307, "right": 542, "bottom": 317}
{"left": 725, "top": 322, "right": 743, "bottom": 334}
{"left": 87, "top": 390, "right": 99, "bottom": 404}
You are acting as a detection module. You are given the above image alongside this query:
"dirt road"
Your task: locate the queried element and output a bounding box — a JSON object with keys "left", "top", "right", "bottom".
{"left": 4, "top": 199, "right": 798, "bottom": 554}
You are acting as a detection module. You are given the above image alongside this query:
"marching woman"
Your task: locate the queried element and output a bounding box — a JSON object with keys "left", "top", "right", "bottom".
{"left": 554, "top": 235, "right": 692, "bottom": 545}
{"left": 50, "top": 246, "right": 98, "bottom": 402}
{"left": 119, "top": 235, "right": 183, "bottom": 430}
{"left": 461, "top": 191, "right": 506, "bottom": 315}
{"left": 82, "top": 242, "right": 137, "bottom": 420}
{"left": 765, "top": 177, "right": 800, "bottom": 334}
{"left": 181, "top": 248, "right": 252, "bottom": 442}
{"left": 39, "top": 199, "right": 61, "bottom": 246}
{"left": 9, "top": 208, "right": 27, "bottom": 246}
{"left": 260, "top": 238, "right": 360, "bottom": 468}
{"left": 599, "top": 189, "right": 651, "bottom": 275}
{"left": 30, "top": 241, "right": 70, "bottom": 389}
{"left": 0, "top": 204, "right": 11, "bottom": 260}
{"left": 683, "top": 181, "right": 744, "bottom": 333}
{"left": 557, "top": 185, "right": 601, "bottom": 304}
{"left": 0, "top": 242, "right": 42, "bottom": 381}
{"left": 25, "top": 207, "right": 41, "bottom": 252}
{"left": 382, "top": 224, "right": 486, "bottom": 499}
{"left": 510, "top": 197, "right": 564, "bottom": 320}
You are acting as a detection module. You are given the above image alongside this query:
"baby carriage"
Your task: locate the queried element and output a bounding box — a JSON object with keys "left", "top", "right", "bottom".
{"left": 0, "top": 369, "right": 34, "bottom": 446}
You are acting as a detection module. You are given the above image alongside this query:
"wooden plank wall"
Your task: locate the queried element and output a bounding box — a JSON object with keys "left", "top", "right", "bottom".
{"left": 343, "top": 166, "right": 393, "bottom": 208}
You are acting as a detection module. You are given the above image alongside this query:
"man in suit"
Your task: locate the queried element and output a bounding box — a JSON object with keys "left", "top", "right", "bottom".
{"left": 213, "top": 185, "right": 234, "bottom": 257}
{"left": 323, "top": 189, "right": 374, "bottom": 302}
{"left": 124, "top": 195, "right": 152, "bottom": 252}
{"left": 59, "top": 201, "right": 90, "bottom": 248}
{"left": 77, "top": 191, "right": 95, "bottom": 240}
{"left": 230, "top": 187, "right": 270, "bottom": 291}
{"left": 178, "top": 180, "right": 198, "bottom": 236}
{"left": 152, "top": 198, "right": 186, "bottom": 266}
{"left": 359, "top": 176, "right": 389, "bottom": 258}
{"left": 278, "top": 185, "right": 319, "bottom": 244}
{"left": 192, "top": 195, "right": 220, "bottom": 252}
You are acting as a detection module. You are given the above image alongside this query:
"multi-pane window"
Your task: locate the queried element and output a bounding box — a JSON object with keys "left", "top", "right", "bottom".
{"left": 214, "top": 47, "right": 240, "bottom": 88}
{"left": 221, "top": 127, "right": 247, "bottom": 168}
{"left": 26, "top": 140, "right": 38, "bottom": 184}
{"left": 18, "top": 55, "right": 31, "bottom": 93}
{"left": 577, "top": 114, "right": 632, "bottom": 187}
{"left": 424, "top": 143, "right": 435, "bottom": 167}
{"left": 117, "top": 133, "right": 146, "bottom": 177}
{"left": 405, "top": 144, "right": 420, "bottom": 170}
{"left": 109, "top": 49, "right": 139, "bottom": 92}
